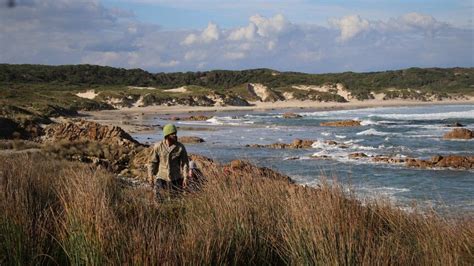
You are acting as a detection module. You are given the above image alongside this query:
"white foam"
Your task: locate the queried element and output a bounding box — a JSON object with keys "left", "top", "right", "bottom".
{"left": 356, "top": 128, "right": 399, "bottom": 136}
{"left": 370, "top": 110, "right": 474, "bottom": 120}
{"left": 360, "top": 119, "right": 379, "bottom": 126}
{"left": 321, "top": 132, "right": 331, "bottom": 136}
{"left": 335, "top": 135, "right": 346, "bottom": 139}
{"left": 206, "top": 116, "right": 255, "bottom": 126}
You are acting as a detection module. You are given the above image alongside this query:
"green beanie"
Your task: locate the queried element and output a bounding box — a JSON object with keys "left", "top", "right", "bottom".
{"left": 163, "top": 124, "right": 177, "bottom": 138}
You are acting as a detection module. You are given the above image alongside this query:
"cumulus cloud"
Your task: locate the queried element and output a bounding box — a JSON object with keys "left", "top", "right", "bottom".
{"left": 182, "top": 22, "right": 220, "bottom": 45}
{"left": 331, "top": 15, "right": 370, "bottom": 42}
{"left": 0, "top": 2, "right": 471, "bottom": 73}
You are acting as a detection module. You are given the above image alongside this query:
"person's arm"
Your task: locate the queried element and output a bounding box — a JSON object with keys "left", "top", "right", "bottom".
{"left": 180, "top": 145, "right": 190, "bottom": 186}
{"left": 148, "top": 145, "right": 160, "bottom": 184}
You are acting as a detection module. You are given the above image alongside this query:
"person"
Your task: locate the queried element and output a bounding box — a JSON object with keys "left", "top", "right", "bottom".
{"left": 148, "top": 124, "right": 191, "bottom": 201}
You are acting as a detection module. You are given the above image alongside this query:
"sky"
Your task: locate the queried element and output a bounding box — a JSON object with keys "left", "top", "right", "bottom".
{"left": 0, "top": 0, "right": 473, "bottom": 73}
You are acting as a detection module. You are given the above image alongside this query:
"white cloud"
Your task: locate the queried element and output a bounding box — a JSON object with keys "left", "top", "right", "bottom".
{"left": 228, "top": 23, "right": 257, "bottom": 41}
{"left": 331, "top": 15, "right": 370, "bottom": 42}
{"left": 182, "top": 22, "right": 220, "bottom": 45}
{"left": 250, "top": 14, "right": 290, "bottom": 37}
{"left": 0, "top": 2, "right": 471, "bottom": 73}
{"left": 223, "top": 51, "right": 246, "bottom": 60}
{"left": 184, "top": 50, "right": 207, "bottom": 61}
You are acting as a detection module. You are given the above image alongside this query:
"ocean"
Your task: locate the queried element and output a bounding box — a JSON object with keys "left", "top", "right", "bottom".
{"left": 133, "top": 104, "right": 474, "bottom": 215}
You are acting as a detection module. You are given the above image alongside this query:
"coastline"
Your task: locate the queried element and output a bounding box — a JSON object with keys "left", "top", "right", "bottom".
{"left": 80, "top": 98, "right": 474, "bottom": 133}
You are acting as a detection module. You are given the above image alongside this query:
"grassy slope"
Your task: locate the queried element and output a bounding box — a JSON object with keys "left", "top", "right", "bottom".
{"left": 1, "top": 153, "right": 472, "bottom": 265}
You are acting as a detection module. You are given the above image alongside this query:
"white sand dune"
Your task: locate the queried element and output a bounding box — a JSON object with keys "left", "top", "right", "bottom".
{"left": 165, "top": 86, "right": 188, "bottom": 93}
{"left": 128, "top": 86, "right": 157, "bottom": 90}
{"left": 76, "top": 90, "right": 98, "bottom": 100}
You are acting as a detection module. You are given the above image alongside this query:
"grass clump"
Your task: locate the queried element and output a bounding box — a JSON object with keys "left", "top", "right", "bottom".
{"left": 0, "top": 154, "right": 472, "bottom": 265}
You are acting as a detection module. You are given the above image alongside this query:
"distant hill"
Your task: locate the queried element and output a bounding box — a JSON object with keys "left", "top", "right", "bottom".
{"left": 1, "top": 64, "right": 473, "bottom": 123}
{"left": 1, "top": 64, "right": 473, "bottom": 94}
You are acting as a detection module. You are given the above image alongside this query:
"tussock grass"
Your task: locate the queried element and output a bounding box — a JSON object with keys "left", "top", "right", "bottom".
{"left": 1, "top": 154, "right": 473, "bottom": 265}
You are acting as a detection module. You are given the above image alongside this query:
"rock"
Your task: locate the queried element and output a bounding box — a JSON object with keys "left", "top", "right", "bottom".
{"left": 348, "top": 153, "right": 368, "bottom": 159}
{"left": 0, "top": 117, "right": 25, "bottom": 139}
{"left": 282, "top": 112, "right": 302, "bottom": 119}
{"left": 443, "top": 128, "right": 473, "bottom": 139}
{"left": 43, "top": 120, "right": 141, "bottom": 149}
{"left": 168, "top": 115, "right": 212, "bottom": 121}
{"left": 372, "top": 155, "right": 408, "bottom": 164}
{"left": 320, "top": 120, "right": 361, "bottom": 127}
{"left": 445, "top": 122, "right": 465, "bottom": 127}
{"left": 405, "top": 155, "right": 473, "bottom": 170}
{"left": 325, "top": 140, "right": 338, "bottom": 146}
{"left": 311, "top": 155, "right": 332, "bottom": 160}
{"left": 246, "top": 139, "right": 315, "bottom": 149}
{"left": 179, "top": 136, "right": 205, "bottom": 144}
{"left": 226, "top": 159, "right": 293, "bottom": 183}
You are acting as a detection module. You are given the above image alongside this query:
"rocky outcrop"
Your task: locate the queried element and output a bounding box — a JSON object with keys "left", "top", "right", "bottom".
{"left": 169, "top": 115, "right": 212, "bottom": 121}
{"left": 445, "top": 122, "right": 465, "bottom": 128}
{"left": 443, "top": 128, "right": 473, "bottom": 140}
{"left": 349, "top": 153, "right": 368, "bottom": 159}
{"left": 225, "top": 160, "right": 294, "bottom": 184}
{"left": 246, "top": 139, "right": 315, "bottom": 149}
{"left": 320, "top": 120, "right": 361, "bottom": 127}
{"left": 44, "top": 120, "right": 141, "bottom": 148}
{"left": 282, "top": 112, "right": 302, "bottom": 119}
{"left": 179, "top": 136, "right": 205, "bottom": 144}
{"left": 406, "top": 155, "right": 474, "bottom": 170}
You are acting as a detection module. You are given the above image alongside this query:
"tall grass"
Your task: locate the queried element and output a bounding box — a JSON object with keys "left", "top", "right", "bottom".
{"left": 1, "top": 154, "right": 473, "bottom": 265}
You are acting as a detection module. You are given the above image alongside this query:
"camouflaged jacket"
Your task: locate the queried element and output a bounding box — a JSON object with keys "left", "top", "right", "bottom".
{"left": 148, "top": 140, "right": 189, "bottom": 182}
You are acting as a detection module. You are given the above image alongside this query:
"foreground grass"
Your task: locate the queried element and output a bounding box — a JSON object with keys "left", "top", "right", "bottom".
{"left": 1, "top": 154, "right": 473, "bottom": 265}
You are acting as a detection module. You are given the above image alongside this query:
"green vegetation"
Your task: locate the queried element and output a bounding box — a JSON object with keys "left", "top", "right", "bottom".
{"left": 2, "top": 64, "right": 473, "bottom": 93}
{"left": 1, "top": 153, "right": 472, "bottom": 264}
{"left": 1, "top": 64, "right": 473, "bottom": 123}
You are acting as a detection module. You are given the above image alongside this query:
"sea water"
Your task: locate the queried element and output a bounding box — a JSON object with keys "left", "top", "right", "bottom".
{"left": 134, "top": 104, "right": 474, "bottom": 215}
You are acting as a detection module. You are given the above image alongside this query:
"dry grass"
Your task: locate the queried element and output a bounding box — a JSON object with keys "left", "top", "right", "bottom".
{"left": 1, "top": 153, "right": 473, "bottom": 265}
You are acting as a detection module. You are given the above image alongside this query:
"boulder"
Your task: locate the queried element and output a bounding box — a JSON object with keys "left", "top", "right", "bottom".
{"left": 445, "top": 122, "right": 465, "bottom": 128}
{"left": 405, "top": 155, "right": 473, "bottom": 170}
{"left": 320, "top": 120, "right": 361, "bottom": 127}
{"left": 282, "top": 112, "right": 302, "bottom": 119}
{"left": 226, "top": 159, "right": 293, "bottom": 183}
{"left": 43, "top": 120, "right": 141, "bottom": 148}
{"left": 443, "top": 128, "right": 473, "bottom": 140}
{"left": 168, "top": 115, "right": 212, "bottom": 121}
{"left": 349, "top": 153, "right": 368, "bottom": 159}
{"left": 179, "top": 136, "right": 205, "bottom": 144}
{"left": 246, "top": 139, "right": 315, "bottom": 149}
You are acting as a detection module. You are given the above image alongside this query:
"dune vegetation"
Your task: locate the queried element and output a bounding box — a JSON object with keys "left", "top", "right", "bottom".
{"left": 1, "top": 152, "right": 472, "bottom": 265}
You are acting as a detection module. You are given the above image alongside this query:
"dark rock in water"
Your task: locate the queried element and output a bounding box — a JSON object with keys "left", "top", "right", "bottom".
{"left": 372, "top": 155, "right": 408, "bottom": 164}
{"left": 445, "top": 122, "right": 465, "bottom": 127}
{"left": 179, "top": 136, "right": 205, "bottom": 144}
{"left": 325, "top": 140, "right": 338, "bottom": 146}
{"left": 349, "top": 153, "right": 368, "bottom": 159}
{"left": 282, "top": 112, "right": 302, "bottom": 119}
{"left": 311, "top": 155, "right": 332, "bottom": 160}
{"left": 406, "top": 155, "right": 474, "bottom": 170}
{"left": 168, "top": 115, "right": 212, "bottom": 121}
{"left": 246, "top": 138, "right": 315, "bottom": 149}
{"left": 320, "top": 120, "right": 361, "bottom": 127}
{"left": 443, "top": 128, "right": 473, "bottom": 139}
